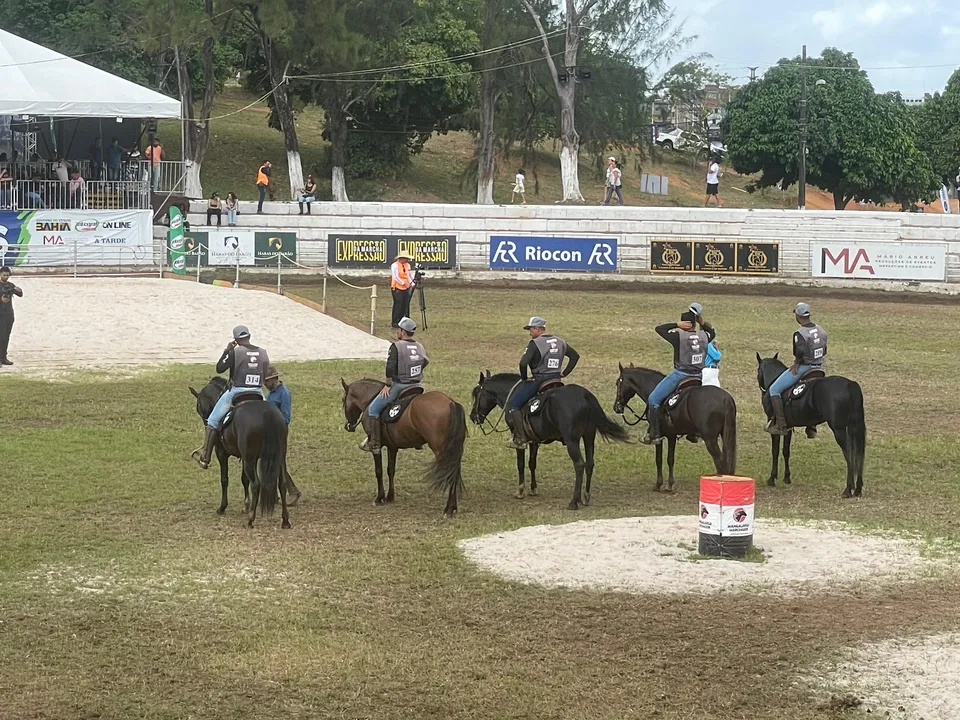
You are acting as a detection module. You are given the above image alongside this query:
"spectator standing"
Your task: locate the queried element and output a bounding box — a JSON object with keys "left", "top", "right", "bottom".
{"left": 225, "top": 192, "right": 239, "bottom": 226}
{"left": 703, "top": 339, "right": 721, "bottom": 387}
{"left": 52, "top": 155, "right": 69, "bottom": 184}
{"left": 0, "top": 168, "right": 12, "bottom": 208}
{"left": 89, "top": 137, "right": 103, "bottom": 180}
{"left": 68, "top": 169, "right": 86, "bottom": 208}
{"left": 705, "top": 156, "right": 722, "bottom": 207}
{"left": 263, "top": 365, "right": 302, "bottom": 505}
{"left": 297, "top": 174, "right": 317, "bottom": 215}
{"left": 145, "top": 138, "right": 163, "bottom": 190}
{"left": 512, "top": 169, "right": 526, "bottom": 204}
{"left": 390, "top": 252, "right": 415, "bottom": 329}
{"left": 256, "top": 160, "right": 272, "bottom": 214}
{"left": 603, "top": 156, "right": 624, "bottom": 205}
{"left": 0, "top": 266, "right": 23, "bottom": 366}
{"left": 206, "top": 192, "right": 222, "bottom": 226}
{"left": 106, "top": 138, "right": 126, "bottom": 181}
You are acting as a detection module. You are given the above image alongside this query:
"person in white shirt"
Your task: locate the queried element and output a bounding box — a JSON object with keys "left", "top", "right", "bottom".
{"left": 603, "top": 156, "right": 623, "bottom": 205}
{"left": 511, "top": 168, "right": 526, "bottom": 204}
{"left": 705, "top": 156, "right": 722, "bottom": 207}
{"left": 52, "top": 156, "right": 69, "bottom": 184}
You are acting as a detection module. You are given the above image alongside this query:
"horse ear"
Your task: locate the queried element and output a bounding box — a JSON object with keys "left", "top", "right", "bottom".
{"left": 629, "top": 362, "right": 635, "bottom": 368}
{"left": 756, "top": 352, "right": 762, "bottom": 364}
{"left": 485, "top": 369, "right": 490, "bottom": 377}
{"left": 189, "top": 386, "right": 199, "bottom": 398}
{"left": 340, "top": 377, "right": 349, "bottom": 391}
{"left": 478, "top": 371, "right": 485, "bottom": 384}
{"left": 774, "top": 351, "right": 780, "bottom": 360}
{"left": 618, "top": 362, "right": 623, "bottom": 372}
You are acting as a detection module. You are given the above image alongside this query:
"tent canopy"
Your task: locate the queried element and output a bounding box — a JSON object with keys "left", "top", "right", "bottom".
{"left": 0, "top": 29, "right": 181, "bottom": 119}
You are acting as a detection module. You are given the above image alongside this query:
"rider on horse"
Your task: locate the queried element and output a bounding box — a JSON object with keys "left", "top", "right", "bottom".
{"left": 360, "top": 316, "right": 429, "bottom": 453}
{"left": 642, "top": 309, "right": 715, "bottom": 445}
{"left": 506, "top": 316, "right": 580, "bottom": 449}
{"left": 192, "top": 325, "right": 270, "bottom": 469}
{"left": 765, "top": 301, "right": 827, "bottom": 435}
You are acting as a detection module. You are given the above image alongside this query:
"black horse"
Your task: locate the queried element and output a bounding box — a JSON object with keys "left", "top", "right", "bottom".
{"left": 612, "top": 363, "right": 737, "bottom": 491}
{"left": 469, "top": 371, "right": 629, "bottom": 509}
{"left": 756, "top": 354, "right": 865, "bottom": 497}
{"left": 189, "top": 377, "right": 292, "bottom": 528}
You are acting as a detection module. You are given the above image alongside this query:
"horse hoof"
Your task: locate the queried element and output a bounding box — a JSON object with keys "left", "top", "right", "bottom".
{"left": 374, "top": 497, "right": 385, "bottom": 506}
{"left": 444, "top": 509, "right": 457, "bottom": 519}
{"left": 529, "top": 488, "right": 538, "bottom": 497}
{"left": 247, "top": 520, "right": 254, "bottom": 528}
{"left": 841, "top": 489, "right": 853, "bottom": 499}
{"left": 216, "top": 507, "right": 226, "bottom": 516}
{"left": 567, "top": 501, "right": 579, "bottom": 511}
{"left": 767, "top": 479, "right": 776, "bottom": 487}
{"left": 282, "top": 521, "right": 292, "bottom": 529}
{"left": 665, "top": 486, "right": 675, "bottom": 494}
{"left": 784, "top": 478, "right": 792, "bottom": 485}
{"left": 287, "top": 493, "right": 301, "bottom": 507}
{"left": 583, "top": 494, "right": 591, "bottom": 506}
{"left": 515, "top": 488, "right": 525, "bottom": 499}
{"left": 652, "top": 484, "right": 661, "bottom": 492}
{"left": 385, "top": 494, "right": 395, "bottom": 504}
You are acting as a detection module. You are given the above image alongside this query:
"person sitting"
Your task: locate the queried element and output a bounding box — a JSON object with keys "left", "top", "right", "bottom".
{"left": 642, "top": 310, "right": 715, "bottom": 445}
{"left": 506, "top": 316, "right": 579, "bottom": 449}
{"left": 298, "top": 175, "right": 317, "bottom": 215}
{"left": 206, "top": 192, "right": 222, "bottom": 226}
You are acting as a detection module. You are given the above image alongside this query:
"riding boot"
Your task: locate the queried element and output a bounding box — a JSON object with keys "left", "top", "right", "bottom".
{"left": 766, "top": 395, "right": 789, "bottom": 435}
{"left": 506, "top": 409, "right": 528, "bottom": 449}
{"left": 641, "top": 407, "right": 663, "bottom": 445}
{"left": 298, "top": 201, "right": 304, "bottom": 215}
{"left": 191, "top": 426, "right": 218, "bottom": 469}
{"left": 360, "top": 415, "right": 383, "bottom": 453}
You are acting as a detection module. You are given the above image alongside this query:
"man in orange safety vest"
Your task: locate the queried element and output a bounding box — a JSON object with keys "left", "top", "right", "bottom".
{"left": 390, "top": 252, "right": 415, "bottom": 329}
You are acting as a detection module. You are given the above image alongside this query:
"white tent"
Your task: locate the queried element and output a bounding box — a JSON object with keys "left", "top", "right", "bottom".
{"left": 0, "top": 29, "right": 181, "bottom": 118}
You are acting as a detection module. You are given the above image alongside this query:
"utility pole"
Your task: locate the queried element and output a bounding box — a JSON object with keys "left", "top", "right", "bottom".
{"left": 748, "top": 66, "right": 758, "bottom": 82}
{"left": 798, "top": 45, "right": 808, "bottom": 210}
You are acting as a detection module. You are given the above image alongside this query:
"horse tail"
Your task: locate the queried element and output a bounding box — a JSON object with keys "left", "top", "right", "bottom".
{"left": 721, "top": 396, "right": 738, "bottom": 475}
{"left": 587, "top": 391, "right": 630, "bottom": 443}
{"left": 428, "top": 401, "right": 467, "bottom": 504}
{"left": 847, "top": 381, "right": 866, "bottom": 479}
{"left": 257, "top": 406, "right": 286, "bottom": 516}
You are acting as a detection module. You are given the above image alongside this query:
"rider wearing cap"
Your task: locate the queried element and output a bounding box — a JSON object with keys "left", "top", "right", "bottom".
{"left": 642, "top": 309, "right": 715, "bottom": 445}
{"left": 361, "top": 316, "right": 429, "bottom": 453}
{"left": 263, "top": 364, "right": 303, "bottom": 505}
{"left": 765, "top": 302, "right": 827, "bottom": 435}
{"left": 689, "top": 301, "right": 721, "bottom": 387}
{"left": 506, "top": 316, "right": 580, "bottom": 449}
{"left": 192, "top": 325, "right": 270, "bottom": 469}
{"left": 390, "top": 252, "right": 415, "bottom": 329}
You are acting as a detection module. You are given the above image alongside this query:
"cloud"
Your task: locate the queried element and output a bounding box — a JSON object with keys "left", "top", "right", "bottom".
{"left": 813, "top": 9, "right": 844, "bottom": 38}
{"left": 863, "top": 2, "right": 915, "bottom": 24}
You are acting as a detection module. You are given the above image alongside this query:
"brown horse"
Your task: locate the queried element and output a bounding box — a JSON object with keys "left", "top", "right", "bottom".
{"left": 340, "top": 379, "right": 467, "bottom": 517}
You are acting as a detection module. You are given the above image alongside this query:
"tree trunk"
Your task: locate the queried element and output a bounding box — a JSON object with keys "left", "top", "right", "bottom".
{"left": 833, "top": 191, "right": 849, "bottom": 210}
{"left": 257, "top": 16, "right": 303, "bottom": 200}
{"left": 325, "top": 100, "right": 349, "bottom": 202}
{"left": 557, "top": 78, "right": 583, "bottom": 202}
{"left": 175, "top": 8, "right": 215, "bottom": 200}
{"left": 476, "top": 73, "right": 498, "bottom": 204}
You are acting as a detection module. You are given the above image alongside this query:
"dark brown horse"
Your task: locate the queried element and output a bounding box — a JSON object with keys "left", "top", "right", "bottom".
{"left": 189, "top": 377, "right": 291, "bottom": 529}
{"left": 341, "top": 379, "right": 466, "bottom": 517}
{"left": 613, "top": 363, "right": 737, "bottom": 491}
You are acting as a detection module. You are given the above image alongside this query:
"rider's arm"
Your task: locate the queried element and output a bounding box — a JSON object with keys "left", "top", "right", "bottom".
{"left": 279, "top": 389, "right": 292, "bottom": 424}
{"left": 519, "top": 341, "right": 539, "bottom": 380}
{"left": 384, "top": 343, "right": 399, "bottom": 385}
{"left": 215, "top": 346, "right": 234, "bottom": 374}
{"left": 703, "top": 324, "right": 716, "bottom": 342}
{"left": 792, "top": 331, "right": 805, "bottom": 363}
{"left": 561, "top": 345, "right": 580, "bottom": 377}
{"left": 655, "top": 323, "right": 681, "bottom": 349}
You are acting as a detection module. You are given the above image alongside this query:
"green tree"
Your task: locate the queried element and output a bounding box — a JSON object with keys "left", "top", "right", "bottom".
{"left": 724, "top": 48, "right": 936, "bottom": 209}
{"left": 912, "top": 70, "right": 960, "bottom": 186}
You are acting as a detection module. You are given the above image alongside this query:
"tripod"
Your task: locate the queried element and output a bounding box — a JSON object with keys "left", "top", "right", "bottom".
{"left": 415, "top": 279, "right": 428, "bottom": 330}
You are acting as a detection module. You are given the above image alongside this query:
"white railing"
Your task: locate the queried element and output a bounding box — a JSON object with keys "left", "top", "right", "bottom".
{"left": 8, "top": 239, "right": 156, "bottom": 276}
{"left": 137, "top": 160, "right": 185, "bottom": 193}
{"left": 0, "top": 180, "right": 150, "bottom": 210}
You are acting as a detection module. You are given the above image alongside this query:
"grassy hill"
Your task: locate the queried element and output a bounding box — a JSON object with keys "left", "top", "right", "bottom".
{"left": 159, "top": 86, "right": 943, "bottom": 212}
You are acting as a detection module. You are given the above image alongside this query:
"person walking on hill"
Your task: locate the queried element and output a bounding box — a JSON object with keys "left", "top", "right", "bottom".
{"left": 256, "top": 160, "right": 273, "bottom": 214}
{"left": 705, "top": 155, "right": 722, "bottom": 207}
{"left": 603, "top": 156, "right": 624, "bottom": 205}
{"left": 512, "top": 169, "right": 526, "bottom": 204}
{"left": 390, "top": 252, "right": 415, "bottom": 329}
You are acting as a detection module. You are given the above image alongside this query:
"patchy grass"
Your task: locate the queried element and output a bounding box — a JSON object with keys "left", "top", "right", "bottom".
{"left": 0, "top": 279, "right": 959, "bottom": 719}
{"left": 686, "top": 546, "right": 768, "bottom": 564}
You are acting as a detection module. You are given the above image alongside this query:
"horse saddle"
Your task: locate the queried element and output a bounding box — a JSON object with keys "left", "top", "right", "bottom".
{"left": 786, "top": 369, "right": 826, "bottom": 402}
{"left": 524, "top": 378, "right": 564, "bottom": 417}
{"left": 662, "top": 377, "right": 702, "bottom": 435}
{"left": 382, "top": 386, "right": 425, "bottom": 424}
{"left": 221, "top": 391, "right": 263, "bottom": 429}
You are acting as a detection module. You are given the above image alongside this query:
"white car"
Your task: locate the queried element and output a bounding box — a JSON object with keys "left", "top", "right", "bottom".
{"left": 654, "top": 127, "right": 686, "bottom": 150}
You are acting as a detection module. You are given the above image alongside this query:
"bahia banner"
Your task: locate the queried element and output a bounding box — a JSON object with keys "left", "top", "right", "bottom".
{"left": 0, "top": 209, "right": 152, "bottom": 267}
{"left": 489, "top": 235, "right": 618, "bottom": 272}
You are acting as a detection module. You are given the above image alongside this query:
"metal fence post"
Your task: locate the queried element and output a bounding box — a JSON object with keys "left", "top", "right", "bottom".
{"left": 277, "top": 252, "right": 282, "bottom": 295}
{"left": 73, "top": 239, "right": 78, "bottom": 278}
{"left": 196, "top": 246, "right": 202, "bottom": 283}
{"left": 234, "top": 250, "right": 240, "bottom": 289}
{"left": 369, "top": 284, "right": 377, "bottom": 335}
{"left": 321, "top": 274, "right": 327, "bottom": 313}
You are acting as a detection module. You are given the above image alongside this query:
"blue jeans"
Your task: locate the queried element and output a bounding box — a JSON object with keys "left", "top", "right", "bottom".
{"left": 649, "top": 369, "right": 699, "bottom": 409}
{"left": 226, "top": 208, "right": 237, "bottom": 225}
{"left": 603, "top": 186, "right": 623, "bottom": 205}
{"left": 508, "top": 378, "right": 548, "bottom": 409}
{"left": 769, "top": 365, "right": 814, "bottom": 398}
{"left": 207, "top": 386, "right": 259, "bottom": 428}
{"left": 367, "top": 383, "right": 417, "bottom": 417}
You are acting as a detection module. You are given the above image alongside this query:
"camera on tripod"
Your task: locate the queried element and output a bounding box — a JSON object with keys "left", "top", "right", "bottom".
{"left": 412, "top": 264, "right": 428, "bottom": 330}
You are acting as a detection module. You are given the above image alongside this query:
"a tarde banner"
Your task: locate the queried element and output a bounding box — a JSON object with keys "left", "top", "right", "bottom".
{"left": 0, "top": 209, "right": 152, "bottom": 267}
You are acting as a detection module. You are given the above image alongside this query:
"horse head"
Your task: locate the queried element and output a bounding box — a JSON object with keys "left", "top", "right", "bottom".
{"left": 755, "top": 352, "right": 784, "bottom": 392}
{"left": 189, "top": 376, "right": 227, "bottom": 422}
{"left": 340, "top": 378, "right": 363, "bottom": 432}
{"left": 613, "top": 362, "right": 636, "bottom": 414}
{"left": 470, "top": 370, "right": 499, "bottom": 425}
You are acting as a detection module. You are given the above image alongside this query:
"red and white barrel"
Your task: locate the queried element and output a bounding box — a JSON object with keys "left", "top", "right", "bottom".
{"left": 698, "top": 475, "right": 755, "bottom": 557}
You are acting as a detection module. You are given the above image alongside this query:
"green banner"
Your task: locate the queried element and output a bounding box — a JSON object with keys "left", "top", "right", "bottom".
{"left": 168, "top": 206, "right": 186, "bottom": 274}
{"left": 184, "top": 230, "right": 209, "bottom": 268}
{"left": 255, "top": 231, "right": 297, "bottom": 267}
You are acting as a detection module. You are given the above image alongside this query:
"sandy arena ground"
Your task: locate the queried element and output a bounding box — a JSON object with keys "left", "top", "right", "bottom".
{"left": 812, "top": 633, "right": 960, "bottom": 720}
{"left": 1, "top": 277, "right": 389, "bottom": 372}
{"left": 458, "top": 515, "right": 947, "bottom": 597}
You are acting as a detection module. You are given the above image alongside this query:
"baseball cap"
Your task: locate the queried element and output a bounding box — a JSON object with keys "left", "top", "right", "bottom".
{"left": 794, "top": 302, "right": 811, "bottom": 317}
{"left": 689, "top": 301, "right": 703, "bottom": 316}
{"left": 398, "top": 317, "right": 417, "bottom": 333}
{"left": 232, "top": 325, "right": 251, "bottom": 339}
{"left": 608, "top": 156, "right": 616, "bottom": 162}
{"left": 523, "top": 316, "right": 547, "bottom": 329}
{"left": 264, "top": 365, "right": 279, "bottom": 380}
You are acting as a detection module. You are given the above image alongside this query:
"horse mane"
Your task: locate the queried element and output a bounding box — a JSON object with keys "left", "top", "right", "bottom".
{"left": 485, "top": 372, "right": 520, "bottom": 383}
{"left": 209, "top": 376, "right": 228, "bottom": 391}
{"left": 624, "top": 365, "right": 662, "bottom": 377}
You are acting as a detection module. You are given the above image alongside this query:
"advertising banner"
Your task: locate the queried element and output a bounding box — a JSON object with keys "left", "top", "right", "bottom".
{"left": 0, "top": 209, "right": 152, "bottom": 267}
{"left": 328, "top": 234, "right": 456, "bottom": 269}
{"left": 168, "top": 206, "right": 186, "bottom": 274}
{"left": 650, "top": 239, "right": 779, "bottom": 275}
{"left": 812, "top": 242, "right": 946, "bottom": 281}
{"left": 184, "top": 230, "right": 208, "bottom": 267}
{"left": 489, "top": 235, "right": 618, "bottom": 272}
{"left": 255, "top": 231, "right": 297, "bottom": 267}
{"left": 207, "top": 229, "right": 255, "bottom": 267}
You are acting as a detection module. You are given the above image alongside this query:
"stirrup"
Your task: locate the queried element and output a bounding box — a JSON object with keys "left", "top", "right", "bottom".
{"left": 190, "top": 447, "right": 210, "bottom": 469}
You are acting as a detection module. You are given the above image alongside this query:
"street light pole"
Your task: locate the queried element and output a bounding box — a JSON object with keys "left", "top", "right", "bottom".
{"left": 798, "top": 44, "right": 808, "bottom": 210}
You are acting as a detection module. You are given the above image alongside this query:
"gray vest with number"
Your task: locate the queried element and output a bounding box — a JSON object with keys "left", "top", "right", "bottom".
{"left": 533, "top": 334, "right": 567, "bottom": 379}
{"left": 395, "top": 339, "right": 427, "bottom": 384}
{"left": 676, "top": 330, "right": 708, "bottom": 374}
{"left": 797, "top": 324, "right": 827, "bottom": 367}
{"left": 231, "top": 345, "right": 269, "bottom": 389}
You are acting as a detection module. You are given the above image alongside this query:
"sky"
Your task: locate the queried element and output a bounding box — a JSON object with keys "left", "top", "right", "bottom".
{"left": 663, "top": 0, "right": 957, "bottom": 97}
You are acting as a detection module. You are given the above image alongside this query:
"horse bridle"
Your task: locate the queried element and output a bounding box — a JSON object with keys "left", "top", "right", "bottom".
{"left": 473, "top": 385, "right": 507, "bottom": 435}
{"left": 615, "top": 375, "right": 646, "bottom": 426}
